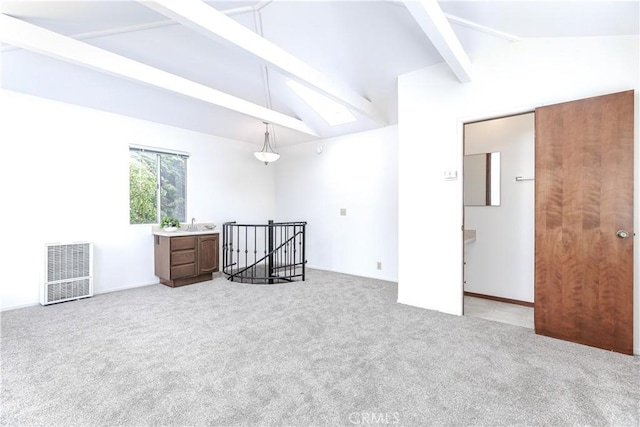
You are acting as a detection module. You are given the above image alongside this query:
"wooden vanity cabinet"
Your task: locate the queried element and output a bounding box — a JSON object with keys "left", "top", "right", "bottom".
{"left": 154, "top": 233, "right": 219, "bottom": 287}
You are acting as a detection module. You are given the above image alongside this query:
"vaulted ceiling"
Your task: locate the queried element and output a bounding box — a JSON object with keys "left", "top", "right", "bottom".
{"left": 1, "top": 1, "right": 638, "bottom": 147}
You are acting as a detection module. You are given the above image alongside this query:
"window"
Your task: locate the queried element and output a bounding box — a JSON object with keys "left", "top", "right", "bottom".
{"left": 129, "top": 146, "right": 187, "bottom": 224}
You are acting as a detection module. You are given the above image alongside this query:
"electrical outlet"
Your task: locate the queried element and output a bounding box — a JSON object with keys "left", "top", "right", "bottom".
{"left": 376, "top": 261, "right": 382, "bottom": 270}
{"left": 340, "top": 208, "right": 347, "bottom": 216}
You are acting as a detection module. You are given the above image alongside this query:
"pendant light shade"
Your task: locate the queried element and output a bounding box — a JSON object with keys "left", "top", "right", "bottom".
{"left": 254, "top": 151, "right": 280, "bottom": 163}
{"left": 254, "top": 122, "right": 280, "bottom": 164}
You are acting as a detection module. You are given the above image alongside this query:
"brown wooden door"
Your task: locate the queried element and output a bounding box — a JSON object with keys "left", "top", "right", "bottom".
{"left": 535, "top": 90, "right": 634, "bottom": 355}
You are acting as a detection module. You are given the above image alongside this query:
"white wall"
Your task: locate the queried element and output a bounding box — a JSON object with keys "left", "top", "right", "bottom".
{"left": 0, "top": 90, "right": 276, "bottom": 310}
{"left": 464, "top": 113, "right": 535, "bottom": 302}
{"left": 398, "top": 36, "right": 640, "bottom": 354}
{"left": 275, "top": 126, "right": 398, "bottom": 282}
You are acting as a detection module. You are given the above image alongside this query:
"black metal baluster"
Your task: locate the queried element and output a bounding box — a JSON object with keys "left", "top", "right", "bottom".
{"left": 229, "top": 224, "right": 233, "bottom": 277}
{"left": 288, "top": 225, "right": 291, "bottom": 279}
{"left": 222, "top": 224, "right": 226, "bottom": 274}
{"left": 268, "top": 220, "right": 274, "bottom": 284}
{"left": 293, "top": 225, "right": 297, "bottom": 278}
{"left": 231, "top": 224, "right": 234, "bottom": 278}
{"left": 302, "top": 223, "right": 306, "bottom": 281}
{"left": 225, "top": 223, "right": 228, "bottom": 274}
{"left": 285, "top": 225, "right": 288, "bottom": 279}
{"left": 244, "top": 226, "right": 248, "bottom": 283}
{"left": 236, "top": 225, "right": 241, "bottom": 283}
{"left": 276, "top": 223, "right": 280, "bottom": 281}
{"left": 298, "top": 224, "right": 302, "bottom": 277}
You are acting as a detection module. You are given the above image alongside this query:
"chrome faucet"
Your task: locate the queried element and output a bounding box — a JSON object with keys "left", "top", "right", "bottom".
{"left": 190, "top": 217, "right": 196, "bottom": 230}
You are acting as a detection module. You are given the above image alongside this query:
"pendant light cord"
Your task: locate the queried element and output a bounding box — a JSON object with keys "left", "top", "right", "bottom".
{"left": 254, "top": 8, "right": 277, "bottom": 151}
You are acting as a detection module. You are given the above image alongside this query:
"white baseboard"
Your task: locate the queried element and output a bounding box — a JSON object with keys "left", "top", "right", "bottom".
{"left": 396, "top": 298, "right": 439, "bottom": 312}
{"left": 93, "top": 280, "right": 159, "bottom": 296}
{"left": 306, "top": 265, "right": 397, "bottom": 283}
{"left": 1, "top": 280, "right": 160, "bottom": 312}
{"left": 0, "top": 301, "right": 40, "bottom": 312}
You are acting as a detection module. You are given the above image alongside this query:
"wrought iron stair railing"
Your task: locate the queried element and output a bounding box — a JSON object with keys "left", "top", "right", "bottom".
{"left": 222, "top": 220, "right": 307, "bottom": 284}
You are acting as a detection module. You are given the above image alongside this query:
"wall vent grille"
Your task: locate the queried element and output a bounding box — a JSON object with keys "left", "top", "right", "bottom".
{"left": 42, "top": 242, "right": 93, "bottom": 305}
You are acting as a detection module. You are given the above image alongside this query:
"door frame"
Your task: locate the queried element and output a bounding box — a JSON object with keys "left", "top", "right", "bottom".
{"left": 457, "top": 97, "right": 636, "bottom": 354}
{"left": 458, "top": 105, "right": 537, "bottom": 314}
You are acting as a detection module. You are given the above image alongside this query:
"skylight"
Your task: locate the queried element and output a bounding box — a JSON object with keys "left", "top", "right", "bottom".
{"left": 286, "top": 80, "right": 357, "bottom": 126}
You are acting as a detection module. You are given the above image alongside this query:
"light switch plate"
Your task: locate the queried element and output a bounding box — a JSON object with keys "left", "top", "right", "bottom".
{"left": 340, "top": 208, "right": 347, "bottom": 216}
{"left": 444, "top": 170, "right": 458, "bottom": 180}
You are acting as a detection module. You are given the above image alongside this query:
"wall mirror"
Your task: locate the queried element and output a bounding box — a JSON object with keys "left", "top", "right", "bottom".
{"left": 464, "top": 152, "right": 501, "bottom": 206}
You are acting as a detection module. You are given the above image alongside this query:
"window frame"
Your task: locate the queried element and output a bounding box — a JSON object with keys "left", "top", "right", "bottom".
{"left": 129, "top": 145, "right": 189, "bottom": 225}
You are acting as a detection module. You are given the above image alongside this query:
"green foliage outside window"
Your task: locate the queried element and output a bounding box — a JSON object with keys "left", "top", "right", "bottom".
{"left": 129, "top": 149, "right": 186, "bottom": 224}
{"left": 159, "top": 154, "right": 186, "bottom": 222}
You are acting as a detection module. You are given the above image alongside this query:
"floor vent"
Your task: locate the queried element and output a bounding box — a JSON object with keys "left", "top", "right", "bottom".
{"left": 42, "top": 242, "right": 93, "bottom": 305}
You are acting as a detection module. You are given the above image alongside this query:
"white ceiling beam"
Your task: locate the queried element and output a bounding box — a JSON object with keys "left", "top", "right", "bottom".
{"left": 0, "top": 14, "right": 319, "bottom": 136}
{"left": 139, "top": 0, "right": 387, "bottom": 125}
{"left": 444, "top": 13, "right": 522, "bottom": 42}
{"left": 403, "top": 0, "right": 472, "bottom": 83}
{"left": 0, "top": 5, "right": 257, "bottom": 53}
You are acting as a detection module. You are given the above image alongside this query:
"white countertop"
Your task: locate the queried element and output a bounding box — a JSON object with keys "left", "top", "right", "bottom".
{"left": 152, "top": 223, "right": 219, "bottom": 237}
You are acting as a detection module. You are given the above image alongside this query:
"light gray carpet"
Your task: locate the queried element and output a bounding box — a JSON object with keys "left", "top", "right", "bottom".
{"left": 1, "top": 269, "right": 638, "bottom": 426}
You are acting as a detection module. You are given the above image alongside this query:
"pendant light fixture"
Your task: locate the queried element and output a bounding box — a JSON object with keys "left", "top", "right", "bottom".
{"left": 254, "top": 121, "right": 280, "bottom": 164}
{"left": 253, "top": 8, "right": 281, "bottom": 165}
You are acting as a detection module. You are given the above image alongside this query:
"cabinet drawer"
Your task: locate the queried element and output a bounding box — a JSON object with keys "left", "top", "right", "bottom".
{"left": 171, "top": 236, "right": 196, "bottom": 251}
{"left": 171, "top": 250, "right": 195, "bottom": 266}
{"left": 171, "top": 263, "right": 196, "bottom": 279}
